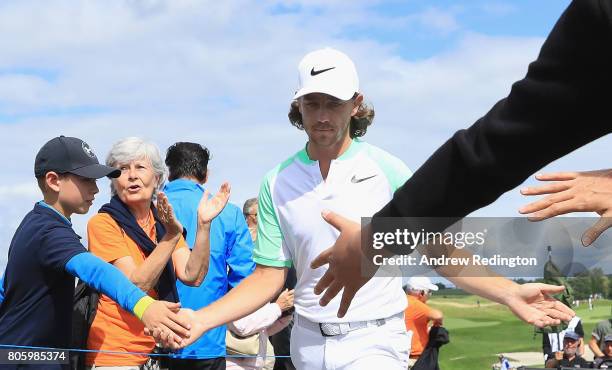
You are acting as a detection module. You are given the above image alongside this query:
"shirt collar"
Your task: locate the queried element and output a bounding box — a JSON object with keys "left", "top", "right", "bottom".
{"left": 297, "top": 138, "right": 364, "bottom": 165}
{"left": 38, "top": 200, "right": 72, "bottom": 226}
{"left": 165, "top": 178, "right": 205, "bottom": 192}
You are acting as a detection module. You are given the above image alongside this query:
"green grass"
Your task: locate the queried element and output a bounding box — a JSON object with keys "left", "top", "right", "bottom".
{"left": 436, "top": 288, "right": 470, "bottom": 297}
{"left": 425, "top": 296, "right": 612, "bottom": 370}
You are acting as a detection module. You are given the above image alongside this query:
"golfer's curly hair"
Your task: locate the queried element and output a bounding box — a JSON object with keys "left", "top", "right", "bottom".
{"left": 288, "top": 94, "right": 375, "bottom": 138}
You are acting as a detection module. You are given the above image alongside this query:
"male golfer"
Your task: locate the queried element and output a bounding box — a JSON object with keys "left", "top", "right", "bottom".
{"left": 167, "top": 47, "right": 414, "bottom": 370}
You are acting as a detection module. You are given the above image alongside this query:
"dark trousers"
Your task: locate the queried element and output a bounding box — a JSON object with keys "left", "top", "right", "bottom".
{"left": 269, "top": 324, "right": 296, "bottom": 370}
{"left": 269, "top": 267, "right": 297, "bottom": 370}
{"left": 169, "top": 357, "right": 225, "bottom": 370}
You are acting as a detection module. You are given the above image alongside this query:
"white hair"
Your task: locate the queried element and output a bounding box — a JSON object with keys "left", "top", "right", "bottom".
{"left": 243, "top": 197, "right": 258, "bottom": 215}
{"left": 106, "top": 137, "right": 168, "bottom": 196}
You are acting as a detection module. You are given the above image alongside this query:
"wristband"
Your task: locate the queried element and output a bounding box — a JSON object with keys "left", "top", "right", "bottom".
{"left": 133, "top": 296, "right": 155, "bottom": 320}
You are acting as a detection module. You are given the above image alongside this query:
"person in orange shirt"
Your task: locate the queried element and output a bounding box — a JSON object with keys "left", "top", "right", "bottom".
{"left": 404, "top": 277, "right": 443, "bottom": 369}
{"left": 85, "top": 137, "right": 230, "bottom": 370}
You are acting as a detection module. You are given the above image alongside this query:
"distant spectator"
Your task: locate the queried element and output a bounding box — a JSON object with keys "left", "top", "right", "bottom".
{"left": 268, "top": 266, "right": 297, "bottom": 370}
{"left": 243, "top": 197, "right": 296, "bottom": 370}
{"left": 496, "top": 354, "right": 512, "bottom": 370}
{"left": 543, "top": 316, "right": 584, "bottom": 362}
{"left": 243, "top": 198, "right": 258, "bottom": 242}
{"left": 404, "top": 277, "right": 443, "bottom": 369}
{"left": 545, "top": 331, "right": 589, "bottom": 368}
{"left": 591, "top": 319, "right": 612, "bottom": 359}
{"left": 593, "top": 334, "right": 612, "bottom": 369}
{"left": 226, "top": 288, "right": 294, "bottom": 370}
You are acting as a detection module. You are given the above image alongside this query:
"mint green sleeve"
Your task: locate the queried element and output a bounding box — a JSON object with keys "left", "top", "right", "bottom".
{"left": 388, "top": 160, "right": 412, "bottom": 192}
{"left": 368, "top": 145, "right": 413, "bottom": 192}
{"left": 253, "top": 173, "right": 292, "bottom": 268}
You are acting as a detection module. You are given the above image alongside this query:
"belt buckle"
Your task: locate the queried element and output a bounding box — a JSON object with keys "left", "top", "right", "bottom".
{"left": 319, "top": 323, "right": 334, "bottom": 337}
{"left": 319, "top": 322, "right": 355, "bottom": 336}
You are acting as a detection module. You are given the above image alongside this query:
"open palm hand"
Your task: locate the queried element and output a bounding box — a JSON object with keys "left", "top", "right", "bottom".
{"left": 504, "top": 283, "right": 575, "bottom": 328}
{"left": 198, "top": 182, "right": 231, "bottom": 224}
{"left": 156, "top": 192, "right": 183, "bottom": 237}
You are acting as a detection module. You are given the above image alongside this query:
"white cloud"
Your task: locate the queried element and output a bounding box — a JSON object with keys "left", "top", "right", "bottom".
{"left": 415, "top": 7, "right": 460, "bottom": 34}
{"left": 0, "top": 183, "right": 39, "bottom": 200}
{"left": 0, "top": 75, "right": 54, "bottom": 112}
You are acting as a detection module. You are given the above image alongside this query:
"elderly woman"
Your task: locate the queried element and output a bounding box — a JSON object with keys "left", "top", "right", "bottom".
{"left": 85, "top": 137, "right": 230, "bottom": 369}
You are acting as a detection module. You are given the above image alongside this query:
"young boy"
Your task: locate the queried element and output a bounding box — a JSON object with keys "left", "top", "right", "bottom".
{"left": 0, "top": 136, "right": 191, "bottom": 368}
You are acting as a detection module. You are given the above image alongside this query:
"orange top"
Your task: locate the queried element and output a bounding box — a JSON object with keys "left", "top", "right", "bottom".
{"left": 85, "top": 211, "right": 188, "bottom": 366}
{"left": 404, "top": 295, "right": 433, "bottom": 356}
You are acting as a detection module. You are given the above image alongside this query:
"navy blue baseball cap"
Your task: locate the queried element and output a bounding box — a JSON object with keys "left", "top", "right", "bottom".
{"left": 34, "top": 136, "right": 120, "bottom": 179}
{"left": 605, "top": 334, "right": 612, "bottom": 343}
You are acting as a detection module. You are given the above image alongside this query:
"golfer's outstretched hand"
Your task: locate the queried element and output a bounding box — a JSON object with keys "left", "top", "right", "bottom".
{"left": 519, "top": 170, "right": 612, "bottom": 246}
{"left": 311, "top": 210, "right": 379, "bottom": 318}
{"left": 504, "top": 283, "right": 575, "bottom": 328}
{"left": 148, "top": 308, "right": 206, "bottom": 350}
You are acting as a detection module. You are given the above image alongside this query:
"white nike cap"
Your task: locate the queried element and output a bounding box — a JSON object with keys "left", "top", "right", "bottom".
{"left": 293, "top": 48, "right": 359, "bottom": 101}
{"left": 406, "top": 276, "right": 439, "bottom": 291}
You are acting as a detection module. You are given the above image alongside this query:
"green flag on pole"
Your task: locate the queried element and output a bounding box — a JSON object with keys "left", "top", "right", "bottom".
{"left": 537, "top": 245, "right": 573, "bottom": 334}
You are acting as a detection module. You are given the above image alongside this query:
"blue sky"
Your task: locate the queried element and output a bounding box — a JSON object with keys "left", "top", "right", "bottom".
{"left": 343, "top": 0, "right": 571, "bottom": 59}
{"left": 2, "top": 0, "right": 610, "bottom": 273}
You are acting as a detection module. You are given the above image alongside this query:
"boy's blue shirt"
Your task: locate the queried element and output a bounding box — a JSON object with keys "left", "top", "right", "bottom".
{"left": 164, "top": 179, "right": 255, "bottom": 359}
{"left": 0, "top": 202, "right": 87, "bottom": 348}
{"left": 38, "top": 200, "right": 72, "bottom": 225}
{"left": 0, "top": 202, "right": 146, "bottom": 351}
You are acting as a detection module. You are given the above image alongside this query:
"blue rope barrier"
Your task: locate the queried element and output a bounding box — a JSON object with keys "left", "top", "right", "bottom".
{"left": 0, "top": 344, "right": 291, "bottom": 359}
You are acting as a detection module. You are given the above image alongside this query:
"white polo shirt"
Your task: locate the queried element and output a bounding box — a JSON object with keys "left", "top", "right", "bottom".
{"left": 254, "top": 139, "right": 411, "bottom": 323}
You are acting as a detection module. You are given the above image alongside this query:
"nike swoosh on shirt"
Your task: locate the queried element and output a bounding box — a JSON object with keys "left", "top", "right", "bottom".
{"left": 351, "top": 174, "right": 377, "bottom": 183}
{"left": 310, "top": 67, "right": 335, "bottom": 76}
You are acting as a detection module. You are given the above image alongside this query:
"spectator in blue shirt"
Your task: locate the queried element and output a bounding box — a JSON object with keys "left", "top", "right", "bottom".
{"left": 164, "top": 142, "right": 255, "bottom": 370}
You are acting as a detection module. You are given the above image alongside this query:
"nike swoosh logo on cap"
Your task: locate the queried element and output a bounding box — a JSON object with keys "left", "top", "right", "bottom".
{"left": 351, "top": 174, "right": 377, "bottom": 183}
{"left": 310, "top": 67, "right": 335, "bottom": 76}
